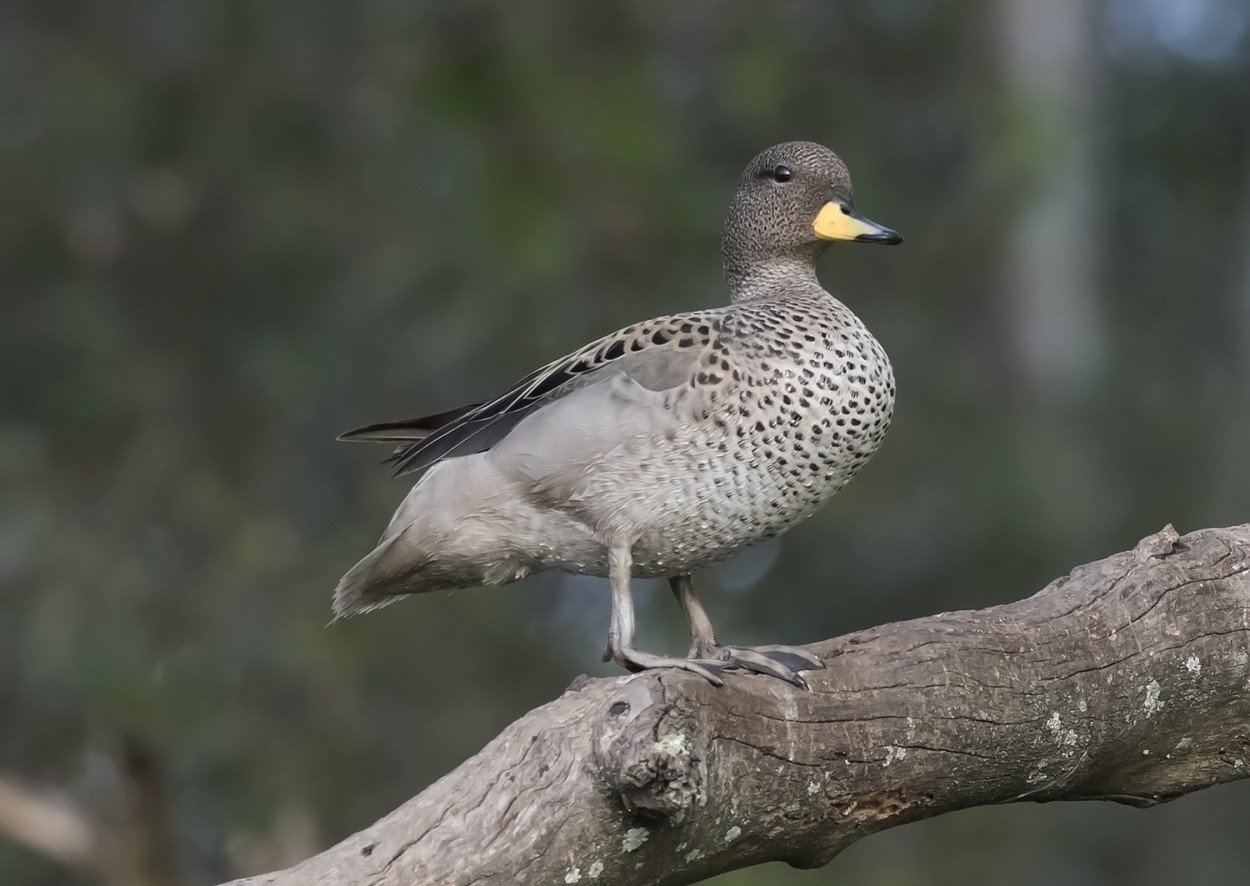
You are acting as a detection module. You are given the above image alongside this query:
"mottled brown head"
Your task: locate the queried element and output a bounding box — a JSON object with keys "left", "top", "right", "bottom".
{"left": 721, "top": 141, "right": 900, "bottom": 297}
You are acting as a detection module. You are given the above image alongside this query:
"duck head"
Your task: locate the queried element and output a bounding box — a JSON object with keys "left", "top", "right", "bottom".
{"left": 722, "top": 141, "right": 901, "bottom": 297}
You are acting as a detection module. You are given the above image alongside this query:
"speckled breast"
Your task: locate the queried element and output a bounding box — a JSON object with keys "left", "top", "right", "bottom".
{"left": 629, "top": 296, "right": 895, "bottom": 576}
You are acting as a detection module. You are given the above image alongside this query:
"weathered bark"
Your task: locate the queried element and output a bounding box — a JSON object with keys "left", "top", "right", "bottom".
{"left": 223, "top": 524, "right": 1250, "bottom": 886}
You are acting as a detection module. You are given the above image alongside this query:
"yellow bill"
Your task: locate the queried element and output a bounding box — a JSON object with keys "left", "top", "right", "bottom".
{"left": 813, "top": 201, "right": 902, "bottom": 244}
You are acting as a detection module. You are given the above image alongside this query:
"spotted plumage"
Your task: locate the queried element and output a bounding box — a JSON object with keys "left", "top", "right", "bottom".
{"left": 335, "top": 141, "right": 902, "bottom": 687}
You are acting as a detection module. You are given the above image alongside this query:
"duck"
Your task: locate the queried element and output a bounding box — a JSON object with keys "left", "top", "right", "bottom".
{"left": 335, "top": 141, "right": 902, "bottom": 688}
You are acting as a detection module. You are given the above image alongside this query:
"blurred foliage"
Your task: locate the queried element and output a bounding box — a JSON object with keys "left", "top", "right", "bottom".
{"left": 2, "top": 0, "right": 1249, "bottom": 883}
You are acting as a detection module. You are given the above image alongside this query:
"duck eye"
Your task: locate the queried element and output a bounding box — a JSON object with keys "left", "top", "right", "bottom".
{"left": 771, "top": 165, "right": 793, "bottom": 183}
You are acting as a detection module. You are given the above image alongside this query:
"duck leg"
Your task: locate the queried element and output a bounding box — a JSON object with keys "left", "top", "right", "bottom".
{"left": 668, "top": 573, "right": 718, "bottom": 658}
{"left": 603, "top": 542, "right": 726, "bottom": 686}
{"left": 668, "top": 574, "right": 824, "bottom": 689}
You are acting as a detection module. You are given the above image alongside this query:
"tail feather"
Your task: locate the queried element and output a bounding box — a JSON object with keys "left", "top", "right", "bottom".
{"left": 331, "top": 532, "right": 418, "bottom": 619}
{"left": 331, "top": 452, "right": 546, "bottom": 622}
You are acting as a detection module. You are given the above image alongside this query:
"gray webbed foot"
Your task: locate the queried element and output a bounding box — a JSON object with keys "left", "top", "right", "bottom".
{"left": 699, "top": 643, "right": 824, "bottom": 689}
{"left": 666, "top": 573, "right": 822, "bottom": 688}
{"left": 604, "top": 644, "right": 727, "bottom": 686}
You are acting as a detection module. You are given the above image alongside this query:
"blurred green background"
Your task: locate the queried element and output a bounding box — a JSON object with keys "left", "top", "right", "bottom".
{"left": 3, "top": 1, "right": 1249, "bottom": 884}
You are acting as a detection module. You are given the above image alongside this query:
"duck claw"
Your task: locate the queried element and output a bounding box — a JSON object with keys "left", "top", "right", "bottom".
{"left": 605, "top": 644, "right": 727, "bottom": 686}
{"left": 700, "top": 643, "right": 824, "bottom": 689}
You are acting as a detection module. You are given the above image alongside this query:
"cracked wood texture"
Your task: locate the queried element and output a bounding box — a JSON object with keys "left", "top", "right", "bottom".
{"left": 223, "top": 524, "right": 1250, "bottom": 886}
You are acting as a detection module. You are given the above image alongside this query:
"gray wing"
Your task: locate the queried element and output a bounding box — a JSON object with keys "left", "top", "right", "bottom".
{"left": 377, "top": 312, "right": 724, "bottom": 476}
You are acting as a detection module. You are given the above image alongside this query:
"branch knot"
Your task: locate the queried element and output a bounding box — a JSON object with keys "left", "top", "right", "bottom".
{"left": 595, "top": 682, "right": 706, "bottom": 822}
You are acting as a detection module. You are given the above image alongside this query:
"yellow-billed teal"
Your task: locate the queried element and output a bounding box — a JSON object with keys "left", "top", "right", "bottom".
{"left": 335, "top": 141, "right": 902, "bottom": 688}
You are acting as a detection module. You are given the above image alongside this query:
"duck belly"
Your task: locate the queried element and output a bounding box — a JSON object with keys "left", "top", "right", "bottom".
{"left": 539, "top": 395, "right": 893, "bottom": 578}
{"left": 491, "top": 341, "right": 895, "bottom": 578}
{"left": 609, "top": 416, "right": 886, "bottom": 576}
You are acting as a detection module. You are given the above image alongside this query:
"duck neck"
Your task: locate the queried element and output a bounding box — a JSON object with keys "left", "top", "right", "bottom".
{"left": 723, "top": 253, "right": 823, "bottom": 303}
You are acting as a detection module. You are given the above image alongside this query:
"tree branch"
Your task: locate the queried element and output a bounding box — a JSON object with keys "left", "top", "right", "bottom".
{"left": 222, "top": 524, "right": 1250, "bottom": 886}
{"left": 0, "top": 776, "right": 93, "bottom": 869}
{"left": 0, "top": 735, "right": 182, "bottom": 886}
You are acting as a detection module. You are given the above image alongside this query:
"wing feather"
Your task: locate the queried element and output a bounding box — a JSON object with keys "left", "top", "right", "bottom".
{"left": 371, "top": 312, "right": 722, "bottom": 476}
{"left": 337, "top": 404, "right": 485, "bottom": 443}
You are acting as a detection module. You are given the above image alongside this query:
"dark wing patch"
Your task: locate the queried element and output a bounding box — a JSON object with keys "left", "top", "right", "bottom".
{"left": 381, "top": 313, "right": 721, "bottom": 477}
{"left": 338, "top": 403, "right": 484, "bottom": 443}
{"left": 387, "top": 345, "right": 614, "bottom": 475}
